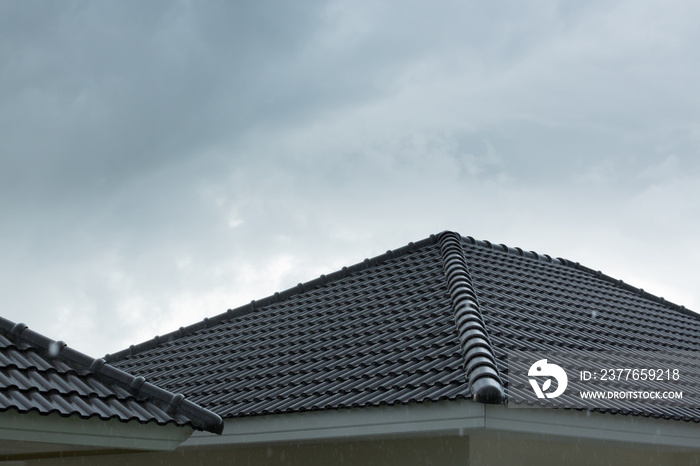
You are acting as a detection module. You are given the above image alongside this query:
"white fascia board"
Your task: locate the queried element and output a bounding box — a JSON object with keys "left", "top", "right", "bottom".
{"left": 484, "top": 405, "right": 700, "bottom": 449}
{"left": 183, "top": 400, "right": 486, "bottom": 447}
{"left": 0, "top": 410, "right": 194, "bottom": 452}
{"left": 184, "top": 400, "right": 700, "bottom": 450}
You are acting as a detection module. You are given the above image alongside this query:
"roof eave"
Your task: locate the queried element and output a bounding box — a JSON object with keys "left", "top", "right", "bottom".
{"left": 181, "top": 400, "right": 700, "bottom": 450}
{"left": 0, "top": 409, "right": 193, "bottom": 454}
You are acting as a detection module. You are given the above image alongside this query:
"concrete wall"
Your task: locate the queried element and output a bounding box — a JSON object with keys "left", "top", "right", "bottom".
{"left": 19, "top": 436, "right": 469, "bottom": 466}
{"left": 13, "top": 433, "right": 700, "bottom": 465}
{"left": 468, "top": 434, "right": 700, "bottom": 466}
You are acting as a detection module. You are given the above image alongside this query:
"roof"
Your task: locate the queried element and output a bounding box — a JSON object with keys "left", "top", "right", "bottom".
{"left": 107, "top": 230, "right": 700, "bottom": 422}
{"left": 0, "top": 316, "right": 223, "bottom": 434}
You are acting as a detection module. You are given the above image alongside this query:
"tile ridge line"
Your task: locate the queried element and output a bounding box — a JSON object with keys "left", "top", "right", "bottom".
{"left": 437, "top": 230, "right": 505, "bottom": 404}
{"left": 105, "top": 234, "right": 441, "bottom": 362}
{"left": 557, "top": 259, "right": 696, "bottom": 318}
{"left": 0, "top": 316, "right": 223, "bottom": 434}
{"left": 461, "top": 236, "right": 696, "bottom": 318}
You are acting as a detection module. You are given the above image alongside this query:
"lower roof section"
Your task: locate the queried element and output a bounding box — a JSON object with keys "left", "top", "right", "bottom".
{"left": 182, "top": 399, "right": 700, "bottom": 451}
{"left": 0, "top": 317, "right": 223, "bottom": 434}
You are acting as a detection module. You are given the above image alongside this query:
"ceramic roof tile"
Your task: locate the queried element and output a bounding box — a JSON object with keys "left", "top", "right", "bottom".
{"left": 109, "top": 231, "right": 700, "bottom": 423}
{"left": 0, "top": 317, "right": 223, "bottom": 434}
{"left": 459, "top": 235, "right": 700, "bottom": 421}
{"left": 111, "top": 237, "right": 473, "bottom": 417}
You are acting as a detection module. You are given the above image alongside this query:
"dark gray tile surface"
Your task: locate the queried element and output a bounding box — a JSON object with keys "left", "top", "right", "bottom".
{"left": 113, "top": 240, "right": 472, "bottom": 417}
{"left": 462, "top": 237, "right": 700, "bottom": 421}
{"left": 111, "top": 232, "right": 700, "bottom": 423}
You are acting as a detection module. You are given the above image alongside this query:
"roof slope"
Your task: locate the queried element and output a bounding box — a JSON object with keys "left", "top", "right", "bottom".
{"left": 0, "top": 317, "right": 223, "bottom": 434}
{"left": 109, "top": 236, "right": 485, "bottom": 417}
{"left": 109, "top": 231, "right": 700, "bottom": 422}
{"left": 461, "top": 235, "right": 700, "bottom": 420}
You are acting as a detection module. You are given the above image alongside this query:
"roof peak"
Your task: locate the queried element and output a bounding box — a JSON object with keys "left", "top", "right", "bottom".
{"left": 107, "top": 229, "right": 696, "bottom": 363}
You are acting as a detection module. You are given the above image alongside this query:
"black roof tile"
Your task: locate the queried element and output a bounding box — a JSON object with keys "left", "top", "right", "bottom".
{"left": 0, "top": 316, "right": 223, "bottom": 434}
{"left": 109, "top": 230, "right": 700, "bottom": 422}
{"left": 110, "top": 237, "right": 474, "bottom": 417}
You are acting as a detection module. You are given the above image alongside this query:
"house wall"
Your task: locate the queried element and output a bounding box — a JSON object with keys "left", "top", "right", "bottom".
{"left": 15, "top": 433, "right": 700, "bottom": 466}
{"left": 16, "top": 436, "right": 470, "bottom": 466}
{"left": 468, "top": 434, "right": 700, "bottom": 466}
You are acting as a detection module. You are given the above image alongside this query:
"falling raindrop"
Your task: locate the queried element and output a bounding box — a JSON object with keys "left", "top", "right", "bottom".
{"left": 48, "top": 341, "right": 62, "bottom": 358}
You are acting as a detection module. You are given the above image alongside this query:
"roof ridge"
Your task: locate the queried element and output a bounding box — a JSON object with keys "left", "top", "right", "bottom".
{"left": 0, "top": 316, "right": 223, "bottom": 434}
{"left": 106, "top": 235, "right": 441, "bottom": 362}
{"left": 461, "top": 236, "right": 697, "bottom": 319}
{"left": 437, "top": 231, "right": 504, "bottom": 404}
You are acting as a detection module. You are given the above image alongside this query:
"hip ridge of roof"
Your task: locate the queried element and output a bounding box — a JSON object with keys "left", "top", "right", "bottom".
{"left": 437, "top": 230, "right": 505, "bottom": 404}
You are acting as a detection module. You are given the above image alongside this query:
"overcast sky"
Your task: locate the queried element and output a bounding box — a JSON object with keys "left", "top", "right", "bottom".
{"left": 2, "top": 0, "right": 699, "bottom": 357}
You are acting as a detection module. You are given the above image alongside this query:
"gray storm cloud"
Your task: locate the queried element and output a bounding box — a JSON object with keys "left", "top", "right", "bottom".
{"left": 1, "top": 0, "right": 698, "bottom": 355}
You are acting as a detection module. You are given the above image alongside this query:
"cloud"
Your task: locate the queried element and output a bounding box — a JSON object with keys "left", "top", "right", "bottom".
{"left": 1, "top": 0, "right": 699, "bottom": 355}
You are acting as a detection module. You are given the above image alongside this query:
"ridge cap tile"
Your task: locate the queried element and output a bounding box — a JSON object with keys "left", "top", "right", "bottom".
{"left": 437, "top": 231, "right": 505, "bottom": 404}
